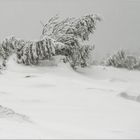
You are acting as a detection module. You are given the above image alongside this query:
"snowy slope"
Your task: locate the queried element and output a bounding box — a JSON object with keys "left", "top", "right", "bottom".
{"left": 0, "top": 59, "right": 140, "bottom": 139}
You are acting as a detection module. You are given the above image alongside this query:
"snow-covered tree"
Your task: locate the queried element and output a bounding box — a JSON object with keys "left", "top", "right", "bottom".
{"left": 41, "top": 14, "right": 101, "bottom": 68}
{"left": 0, "top": 14, "right": 100, "bottom": 69}
{"left": 0, "top": 36, "right": 58, "bottom": 66}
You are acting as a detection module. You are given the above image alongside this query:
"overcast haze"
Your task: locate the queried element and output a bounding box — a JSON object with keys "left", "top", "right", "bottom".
{"left": 0, "top": 0, "right": 140, "bottom": 60}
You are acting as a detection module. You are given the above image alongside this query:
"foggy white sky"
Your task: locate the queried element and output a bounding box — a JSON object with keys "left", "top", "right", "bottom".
{"left": 0, "top": 0, "right": 140, "bottom": 59}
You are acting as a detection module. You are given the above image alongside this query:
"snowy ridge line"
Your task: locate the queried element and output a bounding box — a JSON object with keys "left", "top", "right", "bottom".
{"left": 87, "top": 87, "right": 118, "bottom": 93}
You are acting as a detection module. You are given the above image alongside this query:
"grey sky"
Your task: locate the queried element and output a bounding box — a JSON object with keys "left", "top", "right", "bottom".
{"left": 0, "top": 0, "right": 139, "bottom": 59}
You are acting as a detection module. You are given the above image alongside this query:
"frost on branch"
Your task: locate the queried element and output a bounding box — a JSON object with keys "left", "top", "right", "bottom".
{"left": 42, "top": 14, "right": 101, "bottom": 41}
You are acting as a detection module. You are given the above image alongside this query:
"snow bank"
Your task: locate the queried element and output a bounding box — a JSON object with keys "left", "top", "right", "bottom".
{"left": 0, "top": 62, "right": 140, "bottom": 138}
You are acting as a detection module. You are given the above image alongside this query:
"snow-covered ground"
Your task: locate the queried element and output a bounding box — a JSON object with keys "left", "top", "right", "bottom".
{"left": 0, "top": 59, "right": 140, "bottom": 139}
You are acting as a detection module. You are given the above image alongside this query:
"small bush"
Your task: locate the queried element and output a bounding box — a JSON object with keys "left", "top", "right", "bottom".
{"left": 105, "top": 50, "right": 140, "bottom": 70}
{"left": 0, "top": 36, "right": 21, "bottom": 67}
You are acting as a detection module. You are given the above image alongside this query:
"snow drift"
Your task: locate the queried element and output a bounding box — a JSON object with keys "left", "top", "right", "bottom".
{"left": 0, "top": 59, "right": 140, "bottom": 139}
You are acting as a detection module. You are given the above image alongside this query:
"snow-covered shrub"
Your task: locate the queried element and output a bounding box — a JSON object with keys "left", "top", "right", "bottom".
{"left": 0, "top": 37, "right": 56, "bottom": 66}
{"left": 16, "top": 38, "right": 55, "bottom": 65}
{"left": 0, "top": 14, "right": 100, "bottom": 69}
{"left": 0, "top": 36, "right": 23, "bottom": 67}
{"left": 54, "top": 39, "right": 95, "bottom": 68}
{"left": 42, "top": 14, "right": 101, "bottom": 41}
{"left": 65, "top": 44, "right": 95, "bottom": 68}
{"left": 41, "top": 14, "right": 100, "bottom": 68}
{"left": 105, "top": 50, "right": 140, "bottom": 70}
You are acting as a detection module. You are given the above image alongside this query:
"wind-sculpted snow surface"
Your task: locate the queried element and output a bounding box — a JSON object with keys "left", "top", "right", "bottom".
{"left": 0, "top": 105, "right": 31, "bottom": 123}
{"left": 119, "top": 92, "right": 140, "bottom": 103}
{"left": 0, "top": 61, "right": 140, "bottom": 138}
